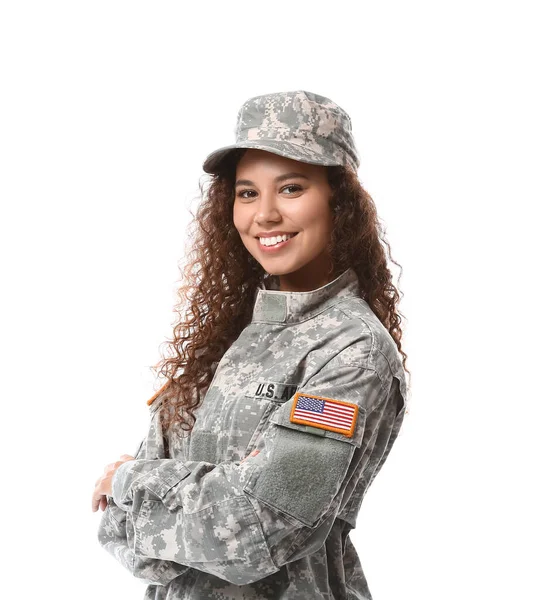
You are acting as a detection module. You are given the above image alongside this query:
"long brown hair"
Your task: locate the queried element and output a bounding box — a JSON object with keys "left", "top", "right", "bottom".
{"left": 152, "top": 149, "right": 410, "bottom": 437}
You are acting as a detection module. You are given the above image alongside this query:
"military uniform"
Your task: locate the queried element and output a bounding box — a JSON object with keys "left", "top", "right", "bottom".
{"left": 97, "top": 267, "right": 408, "bottom": 599}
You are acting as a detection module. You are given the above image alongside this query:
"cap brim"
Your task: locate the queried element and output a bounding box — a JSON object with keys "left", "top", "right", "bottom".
{"left": 202, "top": 140, "right": 344, "bottom": 174}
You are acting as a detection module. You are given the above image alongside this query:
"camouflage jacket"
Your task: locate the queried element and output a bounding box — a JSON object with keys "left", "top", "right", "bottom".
{"left": 97, "top": 267, "right": 408, "bottom": 599}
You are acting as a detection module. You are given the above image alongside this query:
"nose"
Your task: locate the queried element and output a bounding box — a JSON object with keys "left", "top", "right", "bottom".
{"left": 253, "top": 190, "right": 281, "bottom": 223}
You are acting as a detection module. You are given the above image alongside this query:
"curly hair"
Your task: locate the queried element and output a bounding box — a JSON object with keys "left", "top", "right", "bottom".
{"left": 151, "top": 149, "right": 410, "bottom": 439}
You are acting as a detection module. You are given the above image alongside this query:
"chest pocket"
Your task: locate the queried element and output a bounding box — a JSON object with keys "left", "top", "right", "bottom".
{"left": 186, "top": 379, "right": 298, "bottom": 464}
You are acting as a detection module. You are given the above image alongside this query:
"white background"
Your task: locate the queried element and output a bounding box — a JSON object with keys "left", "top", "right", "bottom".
{"left": 1, "top": 1, "right": 548, "bottom": 598}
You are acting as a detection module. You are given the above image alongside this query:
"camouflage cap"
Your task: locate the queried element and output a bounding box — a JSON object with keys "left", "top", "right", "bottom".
{"left": 202, "top": 90, "right": 360, "bottom": 174}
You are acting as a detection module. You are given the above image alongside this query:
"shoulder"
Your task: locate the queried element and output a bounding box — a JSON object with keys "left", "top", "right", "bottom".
{"left": 329, "top": 296, "right": 406, "bottom": 390}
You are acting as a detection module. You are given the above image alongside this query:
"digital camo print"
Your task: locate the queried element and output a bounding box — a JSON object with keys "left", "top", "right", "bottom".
{"left": 97, "top": 267, "right": 408, "bottom": 599}
{"left": 202, "top": 90, "right": 361, "bottom": 174}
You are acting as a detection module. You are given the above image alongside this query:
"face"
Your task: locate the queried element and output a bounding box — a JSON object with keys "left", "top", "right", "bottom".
{"left": 233, "top": 149, "right": 335, "bottom": 292}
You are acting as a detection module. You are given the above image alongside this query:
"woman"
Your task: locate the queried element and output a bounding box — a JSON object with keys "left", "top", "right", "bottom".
{"left": 92, "top": 90, "right": 410, "bottom": 599}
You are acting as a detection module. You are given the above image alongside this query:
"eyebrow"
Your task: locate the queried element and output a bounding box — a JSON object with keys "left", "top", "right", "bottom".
{"left": 235, "top": 172, "right": 310, "bottom": 187}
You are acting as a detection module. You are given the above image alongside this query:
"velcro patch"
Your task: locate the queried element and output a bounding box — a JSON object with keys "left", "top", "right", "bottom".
{"left": 290, "top": 392, "right": 358, "bottom": 437}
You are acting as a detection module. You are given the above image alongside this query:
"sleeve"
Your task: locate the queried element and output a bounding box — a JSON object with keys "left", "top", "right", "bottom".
{"left": 109, "top": 363, "right": 404, "bottom": 586}
{"left": 97, "top": 429, "right": 192, "bottom": 586}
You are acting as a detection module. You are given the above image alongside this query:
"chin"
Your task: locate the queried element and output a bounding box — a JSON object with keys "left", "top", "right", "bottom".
{"left": 262, "top": 263, "right": 301, "bottom": 276}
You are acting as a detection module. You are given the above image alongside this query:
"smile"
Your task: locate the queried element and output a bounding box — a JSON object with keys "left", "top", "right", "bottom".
{"left": 257, "top": 232, "right": 298, "bottom": 253}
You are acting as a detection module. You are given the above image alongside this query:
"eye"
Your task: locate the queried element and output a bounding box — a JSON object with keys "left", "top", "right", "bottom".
{"left": 282, "top": 184, "right": 302, "bottom": 194}
{"left": 236, "top": 189, "right": 256, "bottom": 199}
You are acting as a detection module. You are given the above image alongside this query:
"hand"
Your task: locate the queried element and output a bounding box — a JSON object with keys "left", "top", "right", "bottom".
{"left": 92, "top": 454, "right": 135, "bottom": 513}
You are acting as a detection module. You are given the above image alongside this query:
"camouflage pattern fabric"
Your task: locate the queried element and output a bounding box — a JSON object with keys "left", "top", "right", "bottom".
{"left": 202, "top": 90, "right": 360, "bottom": 174}
{"left": 97, "top": 267, "right": 407, "bottom": 599}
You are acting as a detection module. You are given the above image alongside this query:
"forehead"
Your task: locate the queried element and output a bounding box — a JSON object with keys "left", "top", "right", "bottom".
{"left": 235, "top": 149, "right": 322, "bottom": 178}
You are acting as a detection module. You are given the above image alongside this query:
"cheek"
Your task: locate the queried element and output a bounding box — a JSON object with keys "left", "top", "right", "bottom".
{"left": 233, "top": 212, "right": 254, "bottom": 247}
{"left": 232, "top": 207, "right": 246, "bottom": 234}
{"left": 296, "top": 205, "right": 332, "bottom": 236}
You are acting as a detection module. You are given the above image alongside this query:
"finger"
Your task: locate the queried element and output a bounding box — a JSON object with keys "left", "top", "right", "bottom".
{"left": 92, "top": 481, "right": 108, "bottom": 511}
{"left": 240, "top": 449, "right": 261, "bottom": 464}
{"left": 99, "top": 495, "right": 107, "bottom": 511}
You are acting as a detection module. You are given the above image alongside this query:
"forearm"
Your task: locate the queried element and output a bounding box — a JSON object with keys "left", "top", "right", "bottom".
{"left": 98, "top": 497, "right": 190, "bottom": 586}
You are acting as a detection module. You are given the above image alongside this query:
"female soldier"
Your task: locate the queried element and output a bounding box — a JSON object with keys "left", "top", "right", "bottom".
{"left": 92, "top": 89, "right": 410, "bottom": 599}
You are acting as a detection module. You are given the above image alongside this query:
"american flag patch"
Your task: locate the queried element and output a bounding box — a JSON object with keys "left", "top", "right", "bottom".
{"left": 290, "top": 392, "right": 358, "bottom": 437}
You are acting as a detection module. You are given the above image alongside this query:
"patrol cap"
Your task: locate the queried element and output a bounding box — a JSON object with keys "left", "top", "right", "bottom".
{"left": 202, "top": 90, "right": 360, "bottom": 174}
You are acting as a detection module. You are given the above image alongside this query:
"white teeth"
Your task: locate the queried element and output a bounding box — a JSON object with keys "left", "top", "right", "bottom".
{"left": 259, "top": 233, "right": 295, "bottom": 247}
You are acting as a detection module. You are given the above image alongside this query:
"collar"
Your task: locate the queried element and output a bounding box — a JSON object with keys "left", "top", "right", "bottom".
{"left": 252, "top": 267, "right": 360, "bottom": 324}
